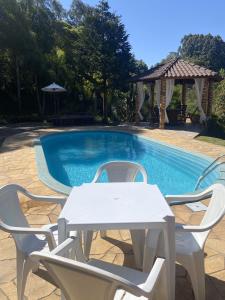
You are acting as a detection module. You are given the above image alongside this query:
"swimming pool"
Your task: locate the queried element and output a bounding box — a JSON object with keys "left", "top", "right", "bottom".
{"left": 36, "top": 130, "right": 218, "bottom": 195}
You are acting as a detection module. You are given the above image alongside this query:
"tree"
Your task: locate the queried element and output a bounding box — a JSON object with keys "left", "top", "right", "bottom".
{"left": 0, "top": 0, "right": 36, "bottom": 112}
{"left": 132, "top": 59, "right": 148, "bottom": 75}
{"left": 214, "top": 69, "right": 225, "bottom": 122}
{"left": 69, "top": 0, "right": 134, "bottom": 121}
{"left": 68, "top": 0, "right": 91, "bottom": 25}
{"left": 0, "top": 0, "right": 140, "bottom": 122}
{"left": 160, "top": 52, "right": 179, "bottom": 64}
{"left": 179, "top": 34, "right": 225, "bottom": 71}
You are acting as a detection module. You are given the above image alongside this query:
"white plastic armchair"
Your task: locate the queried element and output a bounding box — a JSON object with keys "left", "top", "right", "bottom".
{"left": 145, "top": 183, "right": 225, "bottom": 300}
{"left": 29, "top": 237, "right": 167, "bottom": 300}
{"left": 91, "top": 161, "right": 148, "bottom": 183}
{"left": 0, "top": 184, "right": 67, "bottom": 300}
{"left": 84, "top": 161, "right": 148, "bottom": 264}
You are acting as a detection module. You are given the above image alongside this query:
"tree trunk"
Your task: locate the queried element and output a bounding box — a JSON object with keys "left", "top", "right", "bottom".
{"left": 42, "top": 93, "right": 46, "bottom": 116}
{"left": 103, "top": 79, "right": 107, "bottom": 123}
{"left": 35, "top": 75, "right": 43, "bottom": 118}
{"left": 15, "top": 55, "right": 21, "bottom": 113}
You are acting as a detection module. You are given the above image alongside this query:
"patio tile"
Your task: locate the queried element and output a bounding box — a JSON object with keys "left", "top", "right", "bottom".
{"left": 205, "top": 254, "right": 225, "bottom": 274}
{"left": 94, "top": 252, "right": 117, "bottom": 263}
{"left": 208, "top": 270, "right": 225, "bottom": 298}
{"left": 0, "top": 238, "right": 16, "bottom": 260}
{"left": 25, "top": 274, "right": 56, "bottom": 299}
{"left": 119, "top": 230, "right": 132, "bottom": 241}
{"left": 0, "top": 288, "right": 7, "bottom": 300}
{"left": 205, "top": 276, "right": 224, "bottom": 300}
{"left": 0, "top": 282, "right": 17, "bottom": 300}
{"left": 0, "top": 259, "right": 16, "bottom": 284}
{"left": 0, "top": 231, "right": 10, "bottom": 240}
{"left": 188, "top": 212, "right": 204, "bottom": 225}
{"left": 48, "top": 213, "right": 59, "bottom": 223}
{"left": 204, "top": 246, "right": 219, "bottom": 257}
{"left": 42, "top": 293, "right": 60, "bottom": 299}
{"left": 113, "top": 253, "right": 136, "bottom": 269}
{"left": 175, "top": 277, "right": 193, "bottom": 300}
{"left": 26, "top": 214, "right": 50, "bottom": 225}
{"left": 206, "top": 239, "right": 225, "bottom": 255}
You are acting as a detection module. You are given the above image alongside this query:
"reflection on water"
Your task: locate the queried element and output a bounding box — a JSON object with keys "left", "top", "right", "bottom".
{"left": 41, "top": 131, "right": 217, "bottom": 195}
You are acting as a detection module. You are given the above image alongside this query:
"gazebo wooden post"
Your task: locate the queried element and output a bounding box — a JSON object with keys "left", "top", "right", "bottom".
{"left": 159, "top": 79, "right": 166, "bottom": 129}
{"left": 202, "top": 78, "right": 209, "bottom": 117}
{"left": 149, "top": 83, "right": 154, "bottom": 124}
{"left": 207, "top": 80, "right": 213, "bottom": 117}
{"left": 134, "top": 83, "right": 139, "bottom": 124}
{"left": 181, "top": 83, "right": 187, "bottom": 105}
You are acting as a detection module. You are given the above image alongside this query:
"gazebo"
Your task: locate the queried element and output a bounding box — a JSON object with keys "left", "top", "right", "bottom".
{"left": 131, "top": 58, "right": 220, "bottom": 129}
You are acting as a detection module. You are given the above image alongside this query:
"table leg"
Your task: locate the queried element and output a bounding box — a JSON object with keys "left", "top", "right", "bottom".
{"left": 143, "top": 229, "right": 162, "bottom": 272}
{"left": 83, "top": 230, "right": 94, "bottom": 260}
{"left": 58, "top": 218, "right": 67, "bottom": 244}
{"left": 58, "top": 218, "right": 68, "bottom": 300}
{"left": 130, "top": 229, "right": 145, "bottom": 269}
{"left": 163, "top": 217, "right": 175, "bottom": 300}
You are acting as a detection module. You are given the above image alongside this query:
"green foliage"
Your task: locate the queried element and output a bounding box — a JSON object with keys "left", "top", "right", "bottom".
{"left": 205, "top": 117, "right": 225, "bottom": 138}
{"left": 0, "top": 0, "right": 138, "bottom": 122}
{"left": 169, "top": 85, "right": 181, "bottom": 109}
{"left": 160, "top": 52, "right": 179, "bottom": 64}
{"left": 69, "top": 0, "right": 134, "bottom": 120}
{"left": 132, "top": 59, "right": 148, "bottom": 75}
{"left": 214, "top": 69, "right": 225, "bottom": 122}
{"left": 179, "top": 34, "right": 225, "bottom": 71}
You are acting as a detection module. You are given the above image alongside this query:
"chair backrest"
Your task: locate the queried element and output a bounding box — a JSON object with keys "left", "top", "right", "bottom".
{"left": 94, "top": 161, "right": 148, "bottom": 183}
{"left": 30, "top": 252, "right": 165, "bottom": 300}
{"left": 197, "top": 183, "right": 225, "bottom": 247}
{"left": 0, "top": 184, "right": 30, "bottom": 249}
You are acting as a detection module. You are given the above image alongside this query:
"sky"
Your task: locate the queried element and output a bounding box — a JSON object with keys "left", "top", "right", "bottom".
{"left": 61, "top": 0, "right": 225, "bottom": 67}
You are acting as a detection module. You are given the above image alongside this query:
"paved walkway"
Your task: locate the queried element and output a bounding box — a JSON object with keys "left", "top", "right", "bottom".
{"left": 0, "top": 126, "right": 225, "bottom": 299}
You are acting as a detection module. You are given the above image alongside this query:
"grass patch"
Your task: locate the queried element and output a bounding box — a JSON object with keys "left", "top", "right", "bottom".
{"left": 196, "top": 135, "right": 225, "bottom": 147}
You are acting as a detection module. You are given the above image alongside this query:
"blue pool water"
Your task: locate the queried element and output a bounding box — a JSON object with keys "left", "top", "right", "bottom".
{"left": 40, "top": 131, "right": 218, "bottom": 195}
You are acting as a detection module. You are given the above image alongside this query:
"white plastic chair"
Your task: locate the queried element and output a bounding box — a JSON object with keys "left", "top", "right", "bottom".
{"left": 144, "top": 183, "right": 225, "bottom": 300}
{"left": 91, "top": 161, "right": 148, "bottom": 184}
{"left": 84, "top": 161, "right": 148, "bottom": 264}
{"left": 29, "top": 237, "right": 167, "bottom": 300}
{"left": 0, "top": 184, "right": 67, "bottom": 300}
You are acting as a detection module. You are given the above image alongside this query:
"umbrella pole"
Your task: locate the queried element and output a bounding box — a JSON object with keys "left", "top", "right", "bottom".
{"left": 54, "top": 93, "right": 56, "bottom": 115}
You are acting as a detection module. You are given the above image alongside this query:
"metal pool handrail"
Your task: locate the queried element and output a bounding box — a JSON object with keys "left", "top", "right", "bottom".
{"left": 195, "top": 154, "right": 225, "bottom": 191}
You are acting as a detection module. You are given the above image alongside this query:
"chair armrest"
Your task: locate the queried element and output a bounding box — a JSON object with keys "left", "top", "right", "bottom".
{"left": 51, "top": 237, "right": 86, "bottom": 262}
{"left": 51, "top": 238, "right": 76, "bottom": 255}
{"left": 16, "top": 185, "right": 66, "bottom": 207}
{"left": 166, "top": 185, "right": 213, "bottom": 206}
{"left": 140, "top": 257, "right": 165, "bottom": 297}
{"left": 25, "top": 193, "right": 66, "bottom": 207}
{"left": 91, "top": 167, "right": 103, "bottom": 183}
{"left": 175, "top": 223, "right": 211, "bottom": 232}
{"left": 0, "top": 221, "right": 56, "bottom": 250}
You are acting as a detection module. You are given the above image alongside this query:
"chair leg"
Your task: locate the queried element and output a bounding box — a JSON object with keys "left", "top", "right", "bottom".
{"left": 130, "top": 229, "right": 145, "bottom": 269}
{"left": 180, "top": 252, "right": 205, "bottom": 300}
{"left": 16, "top": 249, "right": 26, "bottom": 300}
{"left": 19, "top": 259, "right": 37, "bottom": 300}
{"left": 83, "top": 230, "right": 94, "bottom": 260}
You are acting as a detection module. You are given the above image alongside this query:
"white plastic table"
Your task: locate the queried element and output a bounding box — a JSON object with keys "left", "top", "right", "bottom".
{"left": 58, "top": 182, "right": 175, "bottom": 300}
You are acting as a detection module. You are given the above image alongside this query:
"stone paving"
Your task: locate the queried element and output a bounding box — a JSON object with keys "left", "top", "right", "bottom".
{"left": 0, "top": 126, "right": 225, "bottom": 299}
